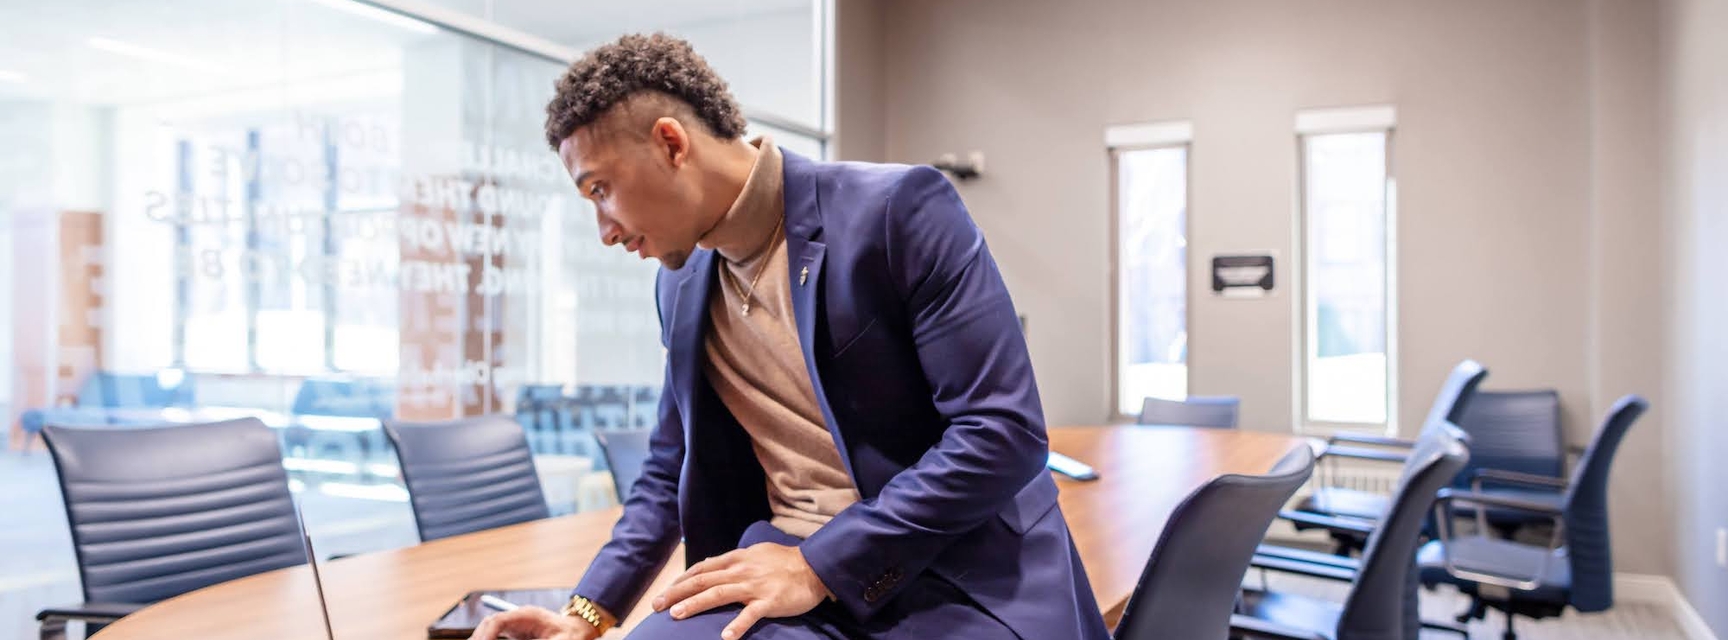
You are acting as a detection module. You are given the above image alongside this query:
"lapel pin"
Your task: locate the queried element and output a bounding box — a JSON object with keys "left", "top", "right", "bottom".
{"left": 800, "top": 266, "right": 809, "bottom": 286}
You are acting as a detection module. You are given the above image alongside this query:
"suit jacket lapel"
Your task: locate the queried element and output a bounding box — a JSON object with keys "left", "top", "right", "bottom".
{"left": 782, "top": 150, "right": 858, "bottom": 483}
{"left": 668, "top": 249, "right": 715, "bottom": 434}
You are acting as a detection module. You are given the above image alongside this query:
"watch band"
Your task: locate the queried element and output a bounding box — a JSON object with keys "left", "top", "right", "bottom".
{"left": 560, "top": 594, "right": 617, "bottom": 634}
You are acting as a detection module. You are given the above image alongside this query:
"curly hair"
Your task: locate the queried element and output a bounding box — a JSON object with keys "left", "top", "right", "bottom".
{"left": 544, "top": 33, "right": 748, "bottom": 150}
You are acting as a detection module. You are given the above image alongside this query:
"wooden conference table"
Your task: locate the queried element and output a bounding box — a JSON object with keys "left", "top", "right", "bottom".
{"left": 93, "top": 425, "right": 1306, "bottom": 639}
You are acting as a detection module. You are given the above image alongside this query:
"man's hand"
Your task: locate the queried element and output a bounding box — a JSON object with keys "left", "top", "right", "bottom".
{"left": 467, "top": 606, "right": 600, "bottom": 640}
{"left": 653, "top": 543, "right": 832, "bottom": 640}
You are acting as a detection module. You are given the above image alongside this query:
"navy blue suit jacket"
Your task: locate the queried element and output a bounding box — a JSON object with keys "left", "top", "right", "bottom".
{"left": 574, "top": 151, "right": 1109, "bottom": 640}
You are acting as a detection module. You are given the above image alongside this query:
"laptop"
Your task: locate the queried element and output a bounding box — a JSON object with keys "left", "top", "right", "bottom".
{"left": 293, "top": 500, "right": 339, "bottom": 640}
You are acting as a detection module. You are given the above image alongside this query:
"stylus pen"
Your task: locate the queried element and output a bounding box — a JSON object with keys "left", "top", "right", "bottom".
{"left": 480, "top": 595, "right": 520, "bottom": 612}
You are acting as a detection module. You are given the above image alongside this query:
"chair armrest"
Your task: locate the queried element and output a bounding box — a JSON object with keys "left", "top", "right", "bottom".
{"left": 1318, "top": 445, "right": 1410, "bottom": 464}
{"left": 1435, "top": 488, "right": 1564, "bottom": 517}
{"left": 37, "top": 602, "right": 144, "bottom": 622}
{"left": 1231, "top": 614, "right": 1330, "bottom": 640}
{"left": 1250, "top": 554, "right": 1360, "bottom": 582}
{"left": 1254, "top": 544, "right": 1361, "bottom": 571}
{"left": 1429, "top": 493, "right": 1564, "bottom": 591}
{"left": 1470, "top": 469, "right": 1568, "bottom": 492}
{"left": 1327, "top": 433, "right": 1417, "bottom": 449}
{"left": 1278, "top": 509, "right": 1378, "bottom": 535}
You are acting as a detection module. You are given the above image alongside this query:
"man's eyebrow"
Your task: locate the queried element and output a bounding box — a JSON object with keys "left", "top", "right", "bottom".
{"left": 573, "top": 169, "right": 595, "bottom": 190}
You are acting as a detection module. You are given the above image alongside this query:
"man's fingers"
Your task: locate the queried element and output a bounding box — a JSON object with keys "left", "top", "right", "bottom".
{"left": 720, "top": 602, "right": 769, "bottom": 640}
{"left": 468, "top": 612, "right": 503, "bottom": 640}
{"left": 659, "top": 552, "right": 742, "bottom": 609}
{"left": 678, "top": 551, "right": 741, "bottom": 582}
{"left": 660, "top": 567, "right": 744, "bottom": 612}
{"left": 467, "top": 607, "right": 554, "bottom": 640}
{"left": 669, "top": 582, "right": 750, "bottom": 620}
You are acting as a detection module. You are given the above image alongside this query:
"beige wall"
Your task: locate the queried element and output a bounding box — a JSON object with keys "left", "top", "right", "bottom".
{"left": 879, "top": 0, "right": 1597, "bottom": 430}
{"left": 869, "top": 0, "right": 1672, "bottom": 574}
{"left": 1587, "top": 0, "right": 1673, "bottom": 581}
{"left": 834, "top": 0, "right": 887, "bottom": 163}
{"left": 1662, "top": 0, "right": 1728, "bottom": 633}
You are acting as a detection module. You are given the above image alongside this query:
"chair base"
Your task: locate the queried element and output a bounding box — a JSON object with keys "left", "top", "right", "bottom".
{"left": 1327, "top": 531, "right": 1367, "bottom": 556}
{"left": 1447, "top": 588, "right": 1569, "bottom": 640}
{"left": 1423, "top": 616, "right": 1471, "bottom": 638}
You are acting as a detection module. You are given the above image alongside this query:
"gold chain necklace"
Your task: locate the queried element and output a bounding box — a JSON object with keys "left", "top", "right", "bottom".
{"left": 722, "top": 217, "right": 785, "bottom": 316}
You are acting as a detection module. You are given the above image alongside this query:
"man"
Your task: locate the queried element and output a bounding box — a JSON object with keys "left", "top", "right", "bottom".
{"left": 472, "top": 33, "right": 1108, "bottom": 640}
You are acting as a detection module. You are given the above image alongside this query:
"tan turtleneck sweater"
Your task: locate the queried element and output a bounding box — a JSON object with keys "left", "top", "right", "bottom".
{"left": 696, "top": 137, "right": 859, "bottom": 539}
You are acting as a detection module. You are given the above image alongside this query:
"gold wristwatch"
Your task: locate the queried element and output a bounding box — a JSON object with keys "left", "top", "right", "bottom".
{"left": 560, "top": 595, "right": 618, "bottom": 634}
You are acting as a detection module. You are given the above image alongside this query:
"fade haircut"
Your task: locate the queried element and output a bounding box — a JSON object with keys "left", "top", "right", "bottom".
{"left": 544, "top": 32, "right": 748, "bottom": 150}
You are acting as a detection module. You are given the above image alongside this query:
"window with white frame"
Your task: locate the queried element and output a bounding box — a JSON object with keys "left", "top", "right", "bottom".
{"left": 1298, "top": 107, "right": 1396, "bottom": 428}
{"left": 1110, "top": 122, "right": 1192, "bottom": 417}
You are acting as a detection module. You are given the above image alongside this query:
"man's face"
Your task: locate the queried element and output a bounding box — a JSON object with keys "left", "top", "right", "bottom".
{"left": 558, "top": 122, "right": 705, "bottom": 270}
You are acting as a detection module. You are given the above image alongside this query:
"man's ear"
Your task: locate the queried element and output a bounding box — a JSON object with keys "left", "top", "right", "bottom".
{"left": 650, "top": 117, "right": 690, "bottom": 168}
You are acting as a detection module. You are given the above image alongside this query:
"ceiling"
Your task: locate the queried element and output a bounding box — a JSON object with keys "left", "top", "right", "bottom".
{"left": 0, "top": 0, "right": 423, "bottom": 105}
{"left": 0, "top": 0, "right": 811, "bottom": 106}
{"left": 415, "top": 0, "right": 810, "bottom": 45}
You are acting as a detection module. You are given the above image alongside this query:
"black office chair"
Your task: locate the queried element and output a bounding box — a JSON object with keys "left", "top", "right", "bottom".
{"left": 20, "top": 371, "right": 196, "bottom": 453}
{"left": 1437, "top": 390, "right": 1567, "bottom": 537}
{"left": 38, "top": 419, "right": 308, "bottom": 639}
{"left": 384, "top": 415, "right": 550, "bottom": 542}
{"left": 1417, "top": 395, "right": 1648, "bottom": 640}
{"left": 515, "top": 384, "right": 566, "bottom": 454}
{"left": 566, "top": 386, "right": 634, "bottom": 458}
{"left": 1285, "top": 359, "right": 1487, "bottom": 553}
{"left": 74, "top": 371, "right": 197, "bottom": 409}
{"left": 1234, "top": 421, "right": 1471, "bottom": 640}
{"left": 627, "top": 386, "right": 662, "bottom": 429}
{"left": 595, "top": 428, "right": 653, "bottom": 503}
{"left": 1111, "top": 446, "right": 1314, "bottom": 639}
{"left": 284, "top": 377, "right": 394, "bottom": 471}
{"left": 1293, "top": 388, "right": 1567, "bottom": 547}
{"left": 1137, "top": 395, "right": 1241, "bottom": 428}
